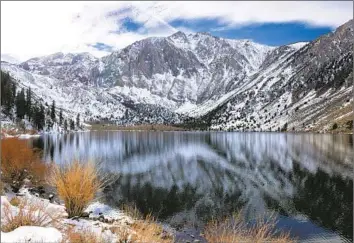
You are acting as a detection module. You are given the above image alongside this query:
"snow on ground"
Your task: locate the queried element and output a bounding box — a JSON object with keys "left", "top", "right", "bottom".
{"left": 85, "top": 201, "right": 133, "bottom": 224}
{"left": 1, "top": 187, "right": 135, "bottom": 243}
{"left": 288, "top": 42, "right": 309, "bottom": 50}
{"left": 1, "top": 226, "right": 63, "bottom": 243}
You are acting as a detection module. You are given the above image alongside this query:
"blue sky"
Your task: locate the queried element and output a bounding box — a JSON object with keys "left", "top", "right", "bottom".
{"left": 169, "top": 19, "right": 333, "bottom": 46}
{"left": 1, "top": 1, "right": 352, "bottom": 61}
{"left": 120, "top": 16, "right": 334, "bottom": 46}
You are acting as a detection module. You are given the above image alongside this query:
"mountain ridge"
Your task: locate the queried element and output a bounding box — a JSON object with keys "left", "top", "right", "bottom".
{"left": 1, "top": 19, "right": 353, "bottom": 132}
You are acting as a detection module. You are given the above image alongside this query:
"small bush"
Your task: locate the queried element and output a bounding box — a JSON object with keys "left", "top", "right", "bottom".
{"left": 204, "top": 212, "right": 293, "bottom": 243}
{"left": 1, "top": 198, "right": 63, "bottom": 232}
{"left": 109, "top": 226, "right": 130, "bottom": 243}
{"left": 130, "top": 214, "right": 173, "bottom": 243}
{"left": 120, "top": 203, "right": 143, "bottom": 220}
{"left": 332, "top": 123, "right": 338, "bottom": 130}
{"left": 9, "top": 197, "right": 21, "bottom": 207}
{"left": 1, "top": 138, "right": 50, "bottom": 192}
{"left": 63, "top": 227, "right": 104, "bottom": 243}
{"left": 51, "top": 160, "right": 105, "bottom": 218}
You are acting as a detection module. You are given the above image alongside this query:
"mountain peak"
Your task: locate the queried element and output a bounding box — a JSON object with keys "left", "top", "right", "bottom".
{"left": 196, "top": 31, "right": 212, "bottom": 36}
{"left": 169, "top": 31, "right": 188, "bottom": 41}
{"left": 171, "top": 30, "right": 186, "bottom": 36}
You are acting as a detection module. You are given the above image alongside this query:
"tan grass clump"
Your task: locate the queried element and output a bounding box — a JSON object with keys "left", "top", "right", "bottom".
{"left": 1, "top": 138, "right": 50, "bottom": 191}
{"left": 62, "top": 227, "right": 104, "bottom": 243}
{"left": 51, "top": 160, "right": 105, "bottom": 218}
{"left": 9, "top": 197, "right": 21, "bottom": 207}
{"left": 1, "top": 197, "right": 63, "bottom": 232}
{"left": 130, "top": 214, "right": 173, "bottom": 243}
{"left": 204, "top": 212, "right": 294, "bottom": 243}
{"left": 120, "top": 203, "right": 143, "bottom": 220}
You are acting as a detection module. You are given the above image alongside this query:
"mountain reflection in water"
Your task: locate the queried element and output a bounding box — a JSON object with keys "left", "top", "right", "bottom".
{"left": 32, "top": 131, "right": 353, "bottom": 242}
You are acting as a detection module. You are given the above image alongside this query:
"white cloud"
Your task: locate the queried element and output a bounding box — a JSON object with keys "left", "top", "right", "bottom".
{"left": 1, "top": 1, "right": 352, "bottom": 62}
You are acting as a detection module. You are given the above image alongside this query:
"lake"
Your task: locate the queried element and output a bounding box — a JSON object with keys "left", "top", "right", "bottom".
{"left": 31, "top": 131, "right": 353, "bottom": 242}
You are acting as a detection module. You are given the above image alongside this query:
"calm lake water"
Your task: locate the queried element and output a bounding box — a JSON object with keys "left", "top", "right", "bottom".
{"left": 31, "top": 131, "right": 353, "bottom": 242}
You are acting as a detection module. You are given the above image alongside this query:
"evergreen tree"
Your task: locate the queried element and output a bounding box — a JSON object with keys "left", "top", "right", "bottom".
{"left": 50, "top": 100, "right": 56, "bottom": 121}
{"left": 76, "top": 114, "right": 80, "bottom": 128}
{"left": 15, "top": 88, "right": 26, "bottom": 119}
{"left": 25, "top": 88, "right": 32, "bottom": 120}
{"left": 63, "top": 119, "right": 68, "bottom": 131}
{"left": 32, "top": 104, "right": 40, "bottom": 130}
{"left": 46, "top": 107, "right": 51, "bottom": 117}
{"left": 70, "top": 119, "right": 75, "bottom": 130}
{"left": 39, "top": 104, "right": 45, "bottom": 130}
{"left": 281, "top": 122, "right": 288, "bottom": 132}
{"left": 46, "top": 118, "right": 53, "bottom": 130}
{"left": 59, "top": 109, "right": 63, "bottom": 126}
{"left": 33, "top": 103, "right": 45, "bottom": 130}
{"left": 1, "top": 71, "right": 16, "bottom": 117}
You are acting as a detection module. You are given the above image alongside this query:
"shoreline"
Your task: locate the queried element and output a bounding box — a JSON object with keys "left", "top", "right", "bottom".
{"left": 1, "top": 185, "right": 176, "bottom": 243}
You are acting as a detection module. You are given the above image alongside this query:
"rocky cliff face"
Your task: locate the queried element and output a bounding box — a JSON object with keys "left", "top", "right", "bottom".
{"left": 1, "top": 19, "right": 352, "bottom": 131}
{"left": 200, "top": 19, "right": 353, "bottom": 132}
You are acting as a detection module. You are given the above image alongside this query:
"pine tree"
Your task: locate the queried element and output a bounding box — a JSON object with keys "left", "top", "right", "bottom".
{"left": 50, "top": 100, "right": 56, "bottom": 121}
{"left": 76, "top": 114, "right": 80, "bottom": 128}
{"left": 63, "top": 119, "right": 68, "bottom": 131}
{"left": 33, "top": 103, "right": 45, "bottom": 130}
{"left": 70, "top": 119, "right": 75, "bottom": 130}
{"left": 25, "top": 88, "right": 32, "bottom": 120}
{"left": 1, "top": 71, "right": 16, "bottom": 117}
{"left": 15, "top": 88, "right": 26, "bottom": 119}
{"left": 59, "top": 109, "right": 63, "bottom": 126}
{"left": 46, "top": 118, "right": 53, "bottom": 130}
{"left": 39, "top": 104, "right": 45, "bottom": 130}
{"left": 33, "top": 104, "right": 42, "bottom": 130}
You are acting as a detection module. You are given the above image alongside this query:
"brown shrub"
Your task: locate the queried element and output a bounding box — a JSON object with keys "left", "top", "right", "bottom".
{"left": 130, "top": 214, "right": 173, "bottom": 243}
{"left": 204, "top": 212, "right": 294, "bottom": 243}
{"left": 109, "top": 226, "right": 130, "bottom": 243}
{"left": 1, "top": 197, "right": 63, "bottom": 232}
{"left": 1, "top": 138, "right": 50, "bottom": 191}
{"left": 0, "top": 180, "right": 4, "bottom": 195}
{"left": 62, "top": 227, "right": 104, "bottom": 243}
{"left": 51, "top": 160, "right": 105, "bottom": 218}
{"left": 120, "top": 203, "right": 143, "bottom": 220}
{"left": 9, "top": 197, "right": 21, "bottom": 207}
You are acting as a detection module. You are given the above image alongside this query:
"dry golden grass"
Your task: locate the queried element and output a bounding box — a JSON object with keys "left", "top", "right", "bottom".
{"left": 51, "top": 160, "right": 105, "bottom": 218}
{"left": 1, "top": 138, "right": 50, "bottom": 191}
{"left": 120, "top": 203, "right": 143, "bottom": 220}
{"left": 1, "top": 128, "right": 19, "bottom": 136}
{"left": 130, "top": 214, "right": 173, "bottom": 243}
{"left": 1, "top": 128, "right": 38, "bottom": 136}
{"left": 0, "top": 180, "right": 4, "bottom": 195}
{"left": 9, "top": 197, "right": 21, "bottom": 207}
{"left": 204, "top": 212, "right": 294, "bottom": 243}
{"left": 109, "top": 225, "right": 131, "bottom": 243}
{"left": 1, "top": 197, "right": 63, "bottom": 233}
{"left": 62, "top": 227, "right": 105, "bottom": 243}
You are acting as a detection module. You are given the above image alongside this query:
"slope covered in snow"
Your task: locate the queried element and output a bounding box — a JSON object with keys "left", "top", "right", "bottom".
{"left": 1, "top": 19, "right": 352, "bottom": 130}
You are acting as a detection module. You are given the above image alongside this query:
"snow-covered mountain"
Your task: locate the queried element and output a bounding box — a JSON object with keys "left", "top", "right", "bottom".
{"left": 200, "top": 19, "right": 353, "bottom": 132}
{"left": 1, "top": 19, "right": 353, "bottom": 130}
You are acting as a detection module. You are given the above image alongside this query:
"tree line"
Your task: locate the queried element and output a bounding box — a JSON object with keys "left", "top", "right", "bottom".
{"left": 1, "top": 71, "right": 80, "bottom": 131}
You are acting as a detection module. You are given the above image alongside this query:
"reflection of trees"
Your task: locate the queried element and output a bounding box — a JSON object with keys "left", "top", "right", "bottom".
{"left": 292, "top": 163, "right": 353, "bottom": 240}
{"left": 105, "top": 177, "right": 244, "bottom": 229}
{"left": 31, "top": 131, "right": 353, "bottom": 239}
